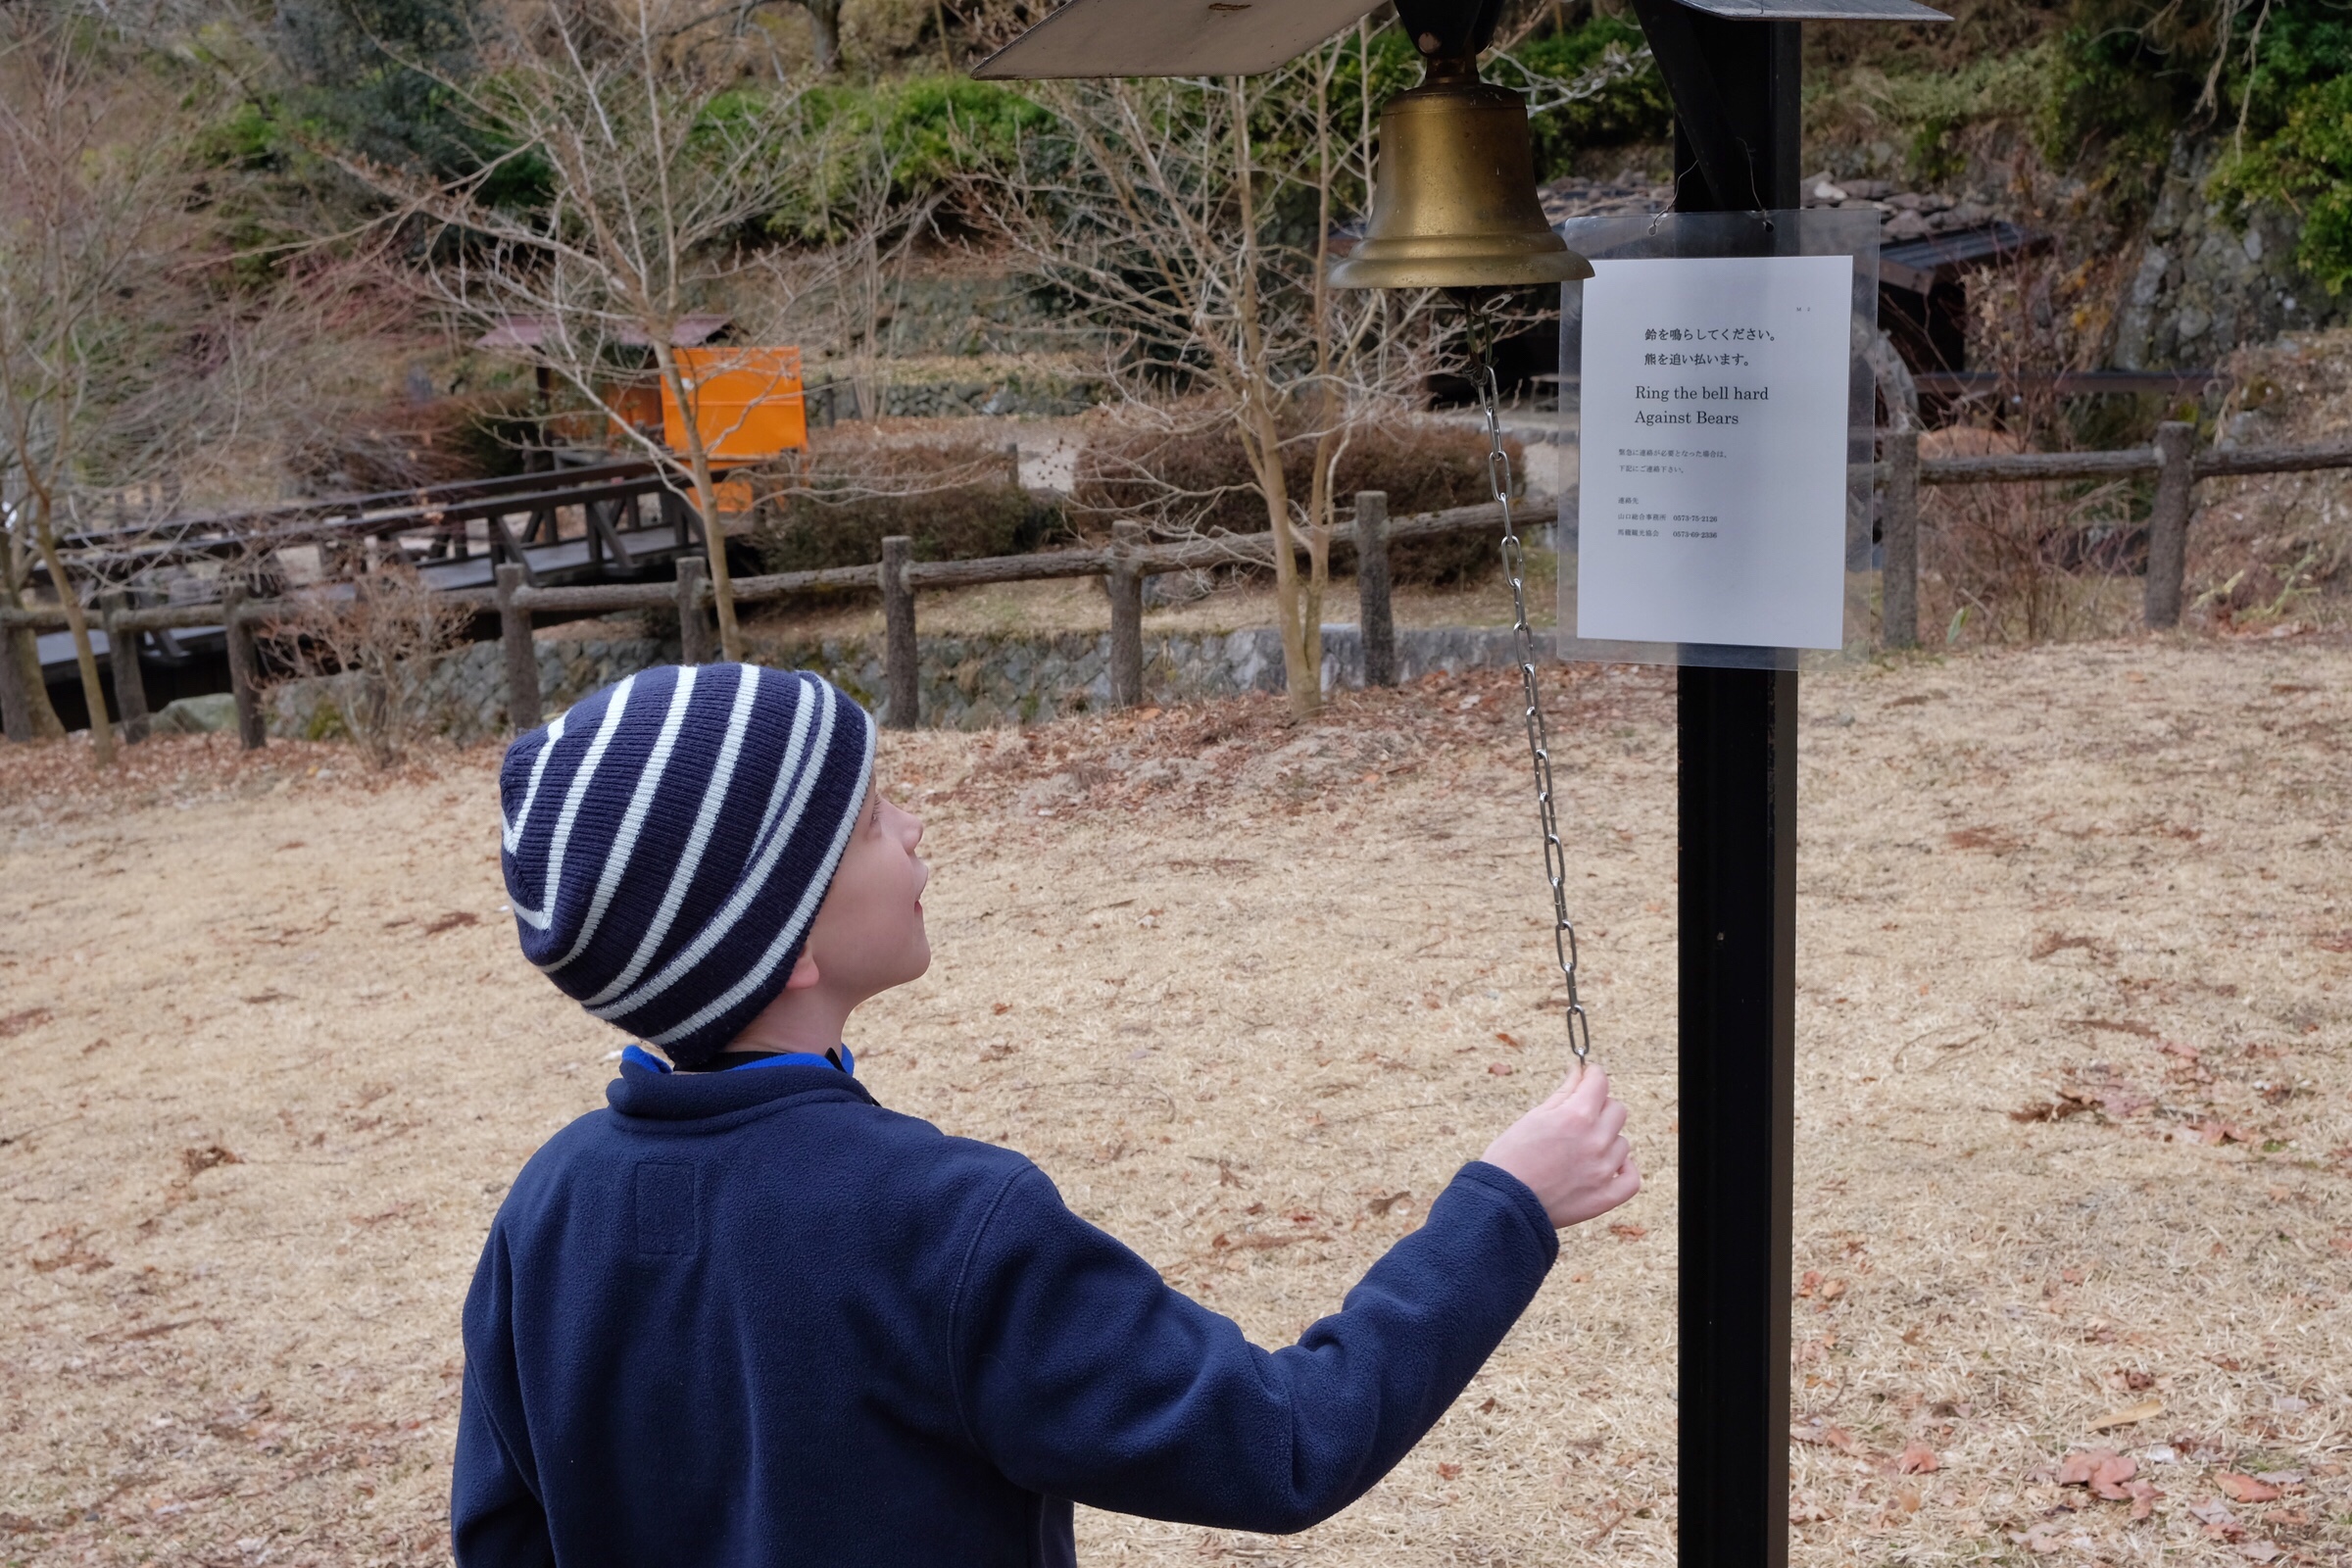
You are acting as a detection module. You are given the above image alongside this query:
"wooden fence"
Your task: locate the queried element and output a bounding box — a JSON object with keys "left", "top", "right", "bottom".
{"left": 1878, "top": 419, "right": 2352, "bottom": 647}
{"left": 7, "top": 419, "right": 2352, "bottom": 748}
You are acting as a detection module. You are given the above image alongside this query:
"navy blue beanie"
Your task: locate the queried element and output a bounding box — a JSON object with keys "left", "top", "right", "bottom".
{"left": 498, "top": 663, "right": 875, "bottom": 1067}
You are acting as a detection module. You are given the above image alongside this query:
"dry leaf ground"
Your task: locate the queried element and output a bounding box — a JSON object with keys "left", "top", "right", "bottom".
{"left": 2, "top": 635, "right": 2348, "bottom": 1568}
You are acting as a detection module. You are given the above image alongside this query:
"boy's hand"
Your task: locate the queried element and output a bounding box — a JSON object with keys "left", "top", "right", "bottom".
{"left": 1480, "top": 1064, "right": 1641, "bottom": 1229}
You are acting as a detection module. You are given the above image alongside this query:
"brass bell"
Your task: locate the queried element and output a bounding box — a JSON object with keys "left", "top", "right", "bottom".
{"left": 1328, "top": 54, "right": 1592, "bottom": 290}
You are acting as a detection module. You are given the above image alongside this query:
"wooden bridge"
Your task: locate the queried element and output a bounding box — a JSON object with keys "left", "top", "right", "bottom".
{"left": 31, "top": 457, "right": 739, "bottom": 684}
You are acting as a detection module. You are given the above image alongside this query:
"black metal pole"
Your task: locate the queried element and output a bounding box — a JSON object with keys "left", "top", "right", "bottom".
{"left": 1628, "top": 9, "right": 1804, "bottom": 1568}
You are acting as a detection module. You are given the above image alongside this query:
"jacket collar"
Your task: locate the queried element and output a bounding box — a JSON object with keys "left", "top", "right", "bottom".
{"left": 607, "top": 1057, "right": 877, "bottom": 1121}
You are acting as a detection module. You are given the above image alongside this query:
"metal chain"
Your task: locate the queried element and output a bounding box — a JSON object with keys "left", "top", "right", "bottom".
{"left": 1465, "top": 302, "right": 1591, "bottom": 1065}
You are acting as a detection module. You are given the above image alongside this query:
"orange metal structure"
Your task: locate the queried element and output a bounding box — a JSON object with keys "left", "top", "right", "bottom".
{"left": 660, "top": 347, "right": 808, "bottom": 460}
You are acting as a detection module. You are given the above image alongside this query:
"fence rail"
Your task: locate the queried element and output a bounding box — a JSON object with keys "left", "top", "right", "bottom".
{"left": 9, "top": 422, "right": 2352, "bottom": 747}
{"left": 0, "top": 495, "right": 1544, "bottom": 741}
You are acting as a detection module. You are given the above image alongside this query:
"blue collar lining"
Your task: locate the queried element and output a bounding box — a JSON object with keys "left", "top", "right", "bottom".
{"left": 620, "top": 1044, "right": 856, "bottom": 1078}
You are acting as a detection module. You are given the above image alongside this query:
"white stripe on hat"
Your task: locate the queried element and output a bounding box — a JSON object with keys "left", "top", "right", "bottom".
{"left": 578, "top": 665, "right": 787, "bottom": 1009}
{"left": 512, "top": 675, "right": 637, "bottom": 934}
{"left": 543, "top": 665, "right": 698, "bottom": 974}
{"left": 596, "top": 676, "right": 844, "bottom": 1026}
{"left": 646, "top": 702, "right": 874, "bottom": 1050}
{"left": 500, "top": 710, "right": 569, "bottom": 856}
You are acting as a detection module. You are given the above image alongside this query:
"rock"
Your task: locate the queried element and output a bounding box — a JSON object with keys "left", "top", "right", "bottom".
{"left": 1843, "top": 178, "right": 1892, "bottom": 200}
{"left": 1811, "top": 180, "right": 1848, "bottom": 204}
{"left": 150, "top": 692, "right": 239, "bottom": 734}
{"left": 1885, "top": 210, "right": 1933, "bottom": 243}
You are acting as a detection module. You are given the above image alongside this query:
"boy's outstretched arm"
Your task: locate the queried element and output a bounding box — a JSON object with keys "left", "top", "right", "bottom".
{"left": 954, "top": 1065, "right": 1639, "bottom": 1534}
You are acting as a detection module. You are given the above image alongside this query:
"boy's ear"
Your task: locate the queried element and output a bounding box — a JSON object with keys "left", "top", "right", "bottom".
{"left": 783, "top": 950, "right": 821, "bottom": 991}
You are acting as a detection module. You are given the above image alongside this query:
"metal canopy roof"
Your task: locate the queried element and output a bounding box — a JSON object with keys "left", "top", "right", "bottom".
{"left": 1879, "top": 220, "right": 2049, "bottom": 293}
{"left": 472, "top": 315, "right": 732, "bottom": 351}
{"left": 973, "top": 0, "right": 1940, "bottom": 79}
{"left": 972, "top": 0, "right": 1382, "bottom": 78}
{"left": 1670, "top": 0, "right": 1947, "bottom": 19}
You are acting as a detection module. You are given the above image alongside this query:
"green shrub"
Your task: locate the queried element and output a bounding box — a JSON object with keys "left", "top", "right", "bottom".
{"left": 2047, "top": 0, "right": 2352, "bottom": 215}
{"left": 1501, "top": 18, "right": 1674, "bottom": 177}
{"left": 2213, "top": 74, "right": 2352, "bottom": 293}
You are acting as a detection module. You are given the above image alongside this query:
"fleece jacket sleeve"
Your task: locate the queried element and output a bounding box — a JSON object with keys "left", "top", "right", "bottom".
{"left": 451, "top": 1228, "right": 556, "bottom": 1568}
{"left": 950, "top": 1159, "right": 1558, "bottom": 1534}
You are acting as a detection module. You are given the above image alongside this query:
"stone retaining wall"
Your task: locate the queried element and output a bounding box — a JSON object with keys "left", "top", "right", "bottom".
{"left": 265, "top": 626, "right": 1534, "bottom": 739}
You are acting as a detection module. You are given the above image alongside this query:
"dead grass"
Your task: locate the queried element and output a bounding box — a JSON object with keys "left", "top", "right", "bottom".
{"left": 2, "top": 636, "right": 2350, "bottom": 1567}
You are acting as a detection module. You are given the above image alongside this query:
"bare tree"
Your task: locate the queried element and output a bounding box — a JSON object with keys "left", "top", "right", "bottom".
{"left": 0, "top": 5, "right": 215, "bottom": 763}
{"left": 345, "top": 0, "right": 871, "bottom": 662}
{"left": 267, "top": 562, "right": 470, "bottom": 766}
{"left": 967, "top": 32, "right": 1446, "bottom": 719}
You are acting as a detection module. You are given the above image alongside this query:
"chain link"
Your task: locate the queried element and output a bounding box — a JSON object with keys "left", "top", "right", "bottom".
{"left": 1465, "top": 302, "right": 1590, "bottom": 1065}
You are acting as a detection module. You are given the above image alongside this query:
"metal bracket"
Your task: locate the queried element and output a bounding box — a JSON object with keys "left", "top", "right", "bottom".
{"left": 1629, "top": 0, "right": 1759, "bottom": 214}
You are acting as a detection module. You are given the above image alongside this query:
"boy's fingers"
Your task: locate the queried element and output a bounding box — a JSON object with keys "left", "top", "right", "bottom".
{"left": 1562, "top": 1064, "right": 1610, "bottom": 1112}
{"left": 1597, "top": 1097, "right": 1630, "bottom": 1143}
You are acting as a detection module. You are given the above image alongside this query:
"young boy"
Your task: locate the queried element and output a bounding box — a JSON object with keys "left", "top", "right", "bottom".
{"left": 457, "top": 663, "right": 1641, "bottom": 1566}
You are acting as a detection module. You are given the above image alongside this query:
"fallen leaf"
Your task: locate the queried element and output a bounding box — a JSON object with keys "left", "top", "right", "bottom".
{"left": 2059, "top": 1449, "right": 2138, "bottom": 1499}
{"left": 1487, "top": 1062, "right": 1515, "bottom": 1076}
{"left": 1893, "top": 1442, "right": 1939, "bottom": 1475}
{"left": 1818, "top": 1277, "right": 1847, "bottom": 1302}
{"left": 2216, "top": 1473, "right": 2282, "bottom": 1504}
{"left": 2189, "top": 1498, "right": 2245, "bottom": 1540}
{"left": 1436, "top": 1462, "right": 1461, "bottom": 1481}
{"left": 179, "top": 1144, "right": 243, "bottom": 1179}
{"left": 1790, "top": 1422, "right": 1857, "bottom": 1454}
{"left": 2237, "top": 1543, "right": 2281, "bottom": 1564}
{"left": 1494, "top": 1031, "right": 1522, "bottom": 1050}
{"left": 2090, "top": 1455, "right": 2137, "bottom": 1499}
{"left": 0, "top": 1007, "right": 52, "bottom": 1039}
{"left": 2253, "top": 1471, "right": 2306, "bottom": 1487}
{"left": 2088, "top": 1396, "right": 2164, "bottom": 1431}
{"left": 421, "top": 910, "right": 481, "bottom": 936}
{"left": 1608, "top": 1223, "right": 1647, "bottom": 1242}
{"left": 2126, "top": 1481, "right": 2162, "bottom": 1521}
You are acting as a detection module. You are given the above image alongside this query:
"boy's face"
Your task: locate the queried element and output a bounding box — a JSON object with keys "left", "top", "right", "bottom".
{"left": 803, "top": 782, "right": 929, "bottom": 1002}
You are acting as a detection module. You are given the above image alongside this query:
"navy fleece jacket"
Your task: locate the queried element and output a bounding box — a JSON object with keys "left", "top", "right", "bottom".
{"left": 453, "top": 1058, "right": 1559, "bottom": 1567}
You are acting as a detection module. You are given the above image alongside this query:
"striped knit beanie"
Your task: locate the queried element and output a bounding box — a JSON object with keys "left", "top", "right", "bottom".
{"left": 498, "top": 664, "right": 875, "bottom": 1067}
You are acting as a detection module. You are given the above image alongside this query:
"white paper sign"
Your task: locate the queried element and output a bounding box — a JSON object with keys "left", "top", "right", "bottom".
{"left": 1576, "top": 255, "right": 1853, "bottom": 650}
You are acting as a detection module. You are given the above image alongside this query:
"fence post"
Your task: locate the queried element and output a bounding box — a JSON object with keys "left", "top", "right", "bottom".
{"left": 1881, "top": 430, "right": 1920, "bottom": 651}
{"left": 881, "top": 535, "right": 917, "bottom": 730}
{"left": 1109, "top": 519, "right": 1146, "bottom": 709}
{"left": 0, "top": 613, "right": 35, "bottom": 744}
{"left": 674, "top": 556, "right": 715, "bottom": 665}
{"left": 497, "top": 564, "right": 543, "bottom": 732}
{"left": 221, "top": 585, "right": 267, "bottom": 751}
{"left": 2144, "top": 421, "right": 2196, "bottom": 630}
{"left": 1353, "top": 491, "right": 1396, "bottom": 686}
{"left": 101, "top": 590, "right": 149, "bottom": 744}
